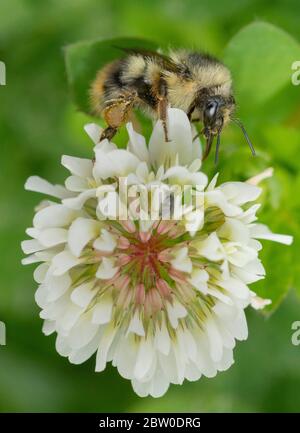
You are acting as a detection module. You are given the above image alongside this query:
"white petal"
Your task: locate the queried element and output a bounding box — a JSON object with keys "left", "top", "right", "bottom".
{"left": 69, "top": 330, "right": 101, "bottom": 364}
{"left": 61, "top": 155, "right": 93, "bottom": 178}
{"left": 188, "top": 269, "right": 209, "bottom": 293}
{"left": 45, "top": 272, "right": 72, "bottom": 301}
{"left": 42, "top": 320, "right": 56, "bottom": 336}
{"left": 134, "top": 338, "right": 154, "bottom": 381}
{"left": 185, "top": 362, "right": 202, "bottom": 382}
{"left": 113, "top": 334, "right": 138, "bottom": 380}
{"left": 195, "top": 232, "right": 223, "bottom": 261}
{"left": 33, "top": 263, "right": 49, "bottom": 283}
{"left": 205, "top": 318, "right": 223, "bottom": 362}
{"left": 185, "top": 209, "right": 205, "bottom": 236}
{"left": 205, "top": 190, "right": 241, "bottom": 217}
{"left": 218, "top": 277, "right": 250, "bottom": 300}
{"left": 68, "top": 315, "right": 99, "bottom": 350}
{"left": 216, "top": 347, "right": 234, "bottom": 371}
{"left": 250, "top": 224, "right": 293, "bottom": 245}
{"left": 149, "top": 108, "right": 194, "bottom": 167}
{"left": 33, "top": 204, "right": 77, "bottom": 229}
{"left": 132, "top": 365, "right": 169, "bottom": 398}
{"left": 126, "top": 122, "right": 149, "bottom": 163}
{"left": 65, "top": 175, "right": 89, "bottom": 192}
{"left": 26, "top": 227, "right": 40, "bottom": 238}
{"left": 207, "top": 173, "right": 219, "bottom": 191}
{"left": 250, "top": 294, "right": 272, "bottom": 310}
{"left": 127, "top": 311, "right": 145, "bottom": 337}
{"left": 178, "top": 328, "right": 197, "bottom": 362}
{"left": 62, "top": 189, "right": 96, "bottom": 210}
{"left": 56, "top": 335, "right": 72, "bottom": 357}
{"left": 92, "top": 292, "right": 113, "bottom": 325}
{"left": 171, "top": 247, "right": 192, "bottom": 273}
{"left": 232, "top": 259, "right": 265, "bottom": 284}
{"left": 25, "top": 176, "right": 70, "bottom": 199}
{"left": 247, "top": 167, "right": 274, "bottom": 185}
{"left": 193, "top": 332, "right": 216, "bottom": 378}
{"left": 96, "top": 257, "right": 119, "bottom": 280}
{"left": 167, "top": 299, "right": 187, "bottom": 329}
{"left": 94, "top": 149, "right": 140, "bottom": 179}
{"left": 93, "top": 229, "right": 117, "bottom": 253}
{"left": 154, "top": 321, "right": 171, "bottom": 355}
{"left": 218, "top": 218, "right": 250, "bottom": 244}
{"left": 71, "top": 281, "right": 96, "bottom": 308}
{"left": 57, "top": 303, "right": 84, "bottom": 331}
{"left": 95, "top": 324, "right": 117, "bottom": 372}
{"left": 21, "top": 239, "right": 43, "bottom": 254}
{"left": 68, "top": 217, "right": 100, "bottom": 257}
{"left": 38, "top": 228, "right": 68, "bottom": 247}
{"left": 51, "top": 250, "right": 80, "bottom": 276}
{"left": 84, "top": 123, "right": 102, "bottom": 144}
{"left": 219, "top": 182, "right": 261, "bottom": 205}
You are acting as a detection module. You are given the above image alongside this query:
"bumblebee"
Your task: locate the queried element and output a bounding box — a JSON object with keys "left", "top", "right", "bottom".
{"left": 90, "top": 49, "right": 255, "bottom": 162}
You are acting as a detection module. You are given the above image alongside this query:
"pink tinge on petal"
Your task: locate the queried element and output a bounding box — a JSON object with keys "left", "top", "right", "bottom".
{"left": 168, "top": 225, "right": 182, "bottom": 239}
{"left": 117, "top": 254, "right": 131, "bottom": 266}
{"left": 157, "top": 279, "right": 172, "bottom": 300}
{"left": 116, "top": 285, "right": 132, "bottom": 309}
{"left": 152, "top": 220, "right": 160, "bottom": 230}
{"left": 135, "top": 283, "right": 146, "bottom": 305}
{"left": 94, "top": 250, "right": 113, "bottom": 260}
{"left": 118, "top": 236, "right": 130, "bottom": 249}
{"left": 169, "top": 267, "right": 187, "bottom": 283}
{"left": 158, "top": 249, "right": 173, "bottom": 263}
{"left": 139, "top": 231, "right": 151, "bottom": 243}
{"left": 114, "top": 274, "right": 131, "bottom": 291}
{"left": 156, "top": 220, "right": 174, "bottom": 235}
{"left": 147, "top": 288, "right": 162, "bottom": 313}
{"left": 120, "top": 220, "right": 136, "bottom": 233}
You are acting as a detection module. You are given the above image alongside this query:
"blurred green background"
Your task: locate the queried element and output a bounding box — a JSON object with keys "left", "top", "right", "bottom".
{"left": 1, "top": 0, "right": 300, "bottom": 412}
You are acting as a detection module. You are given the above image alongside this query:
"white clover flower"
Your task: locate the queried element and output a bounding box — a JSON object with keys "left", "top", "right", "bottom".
{"left": 22, "top": 108, "right": 292, "bottom": 398}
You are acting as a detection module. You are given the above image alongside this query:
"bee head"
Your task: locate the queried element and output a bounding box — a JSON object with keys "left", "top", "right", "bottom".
{"left": 201, "top": 94, "right": 235, "bottom": 162}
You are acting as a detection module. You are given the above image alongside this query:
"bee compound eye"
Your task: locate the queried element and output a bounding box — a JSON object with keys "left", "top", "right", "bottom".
{"left": 205, "top": 100, "right": 218, "bottom": 119}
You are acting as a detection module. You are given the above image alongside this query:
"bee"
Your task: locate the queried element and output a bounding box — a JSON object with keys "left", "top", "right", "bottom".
{"left": 90, "top": 48, "right": 255, "bottom": 162}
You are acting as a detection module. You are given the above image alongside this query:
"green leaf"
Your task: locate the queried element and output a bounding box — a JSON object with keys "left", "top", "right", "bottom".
{"left": 64, "top": 37, "right": 158, "bottom": 115}
{"left": 224, "top": 22, "right": 300, "bottom": 113}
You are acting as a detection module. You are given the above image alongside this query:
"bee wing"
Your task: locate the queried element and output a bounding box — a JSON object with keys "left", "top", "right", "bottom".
{"left": 113, "top": 46, "right": 181, "bottom": 73}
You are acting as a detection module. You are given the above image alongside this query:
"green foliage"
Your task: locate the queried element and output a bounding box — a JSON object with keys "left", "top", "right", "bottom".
{"left": 224, "top": 22, "right": 300, "bottom": 113}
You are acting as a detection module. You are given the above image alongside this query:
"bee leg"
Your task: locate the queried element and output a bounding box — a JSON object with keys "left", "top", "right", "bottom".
{"left": 100, "top": 126, "right": 118, "bottom": 141}
{"left": 157, "top": 96, "right": 170, "bottom": 142}
{"left": 100, "top": 91, "right": 137, "bottom": 142}
{"left": 156, "top": 77, "right": 171, "bottom": 142}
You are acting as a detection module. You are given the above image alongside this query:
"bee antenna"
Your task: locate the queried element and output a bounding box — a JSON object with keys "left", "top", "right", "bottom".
{"left": 215, "top": 132, "right": 221, "bottom": 165}
{"left": 232, "top": 118, "right": 256, "bottom": 156}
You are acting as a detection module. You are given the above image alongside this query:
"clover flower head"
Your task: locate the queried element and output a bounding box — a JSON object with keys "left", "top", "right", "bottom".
{"left": 22, "top": 109, "right": 292, "bottom": 397}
